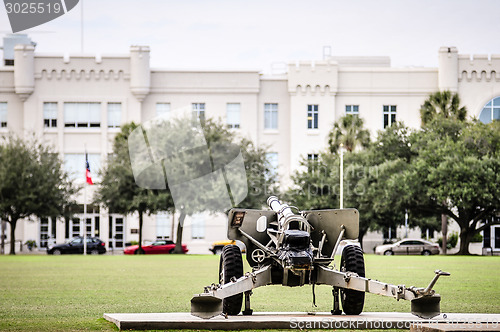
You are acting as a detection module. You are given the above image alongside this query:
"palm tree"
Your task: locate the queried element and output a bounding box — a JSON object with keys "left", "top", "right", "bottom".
{"left": 419, "top": 90, "right": 467, "bottom": 254}
{"left": 420, "top": 90, "right": 467, "bottom": 125}
{"left": 328, "top": 114, "right": 370, "bottom": 153}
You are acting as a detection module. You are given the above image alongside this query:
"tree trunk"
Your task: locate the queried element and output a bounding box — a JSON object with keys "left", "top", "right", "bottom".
{"left": 9, "top": 219, "right": 17, "bottom": 255}
{"left": 137, "top": 210, "right": 145, "bottom": 254}
{"left": 173, "top": 212, "right": 186, "bottom": 254}
{"left": 1, "top": 219, "right": 5, "bottom": 255}
{"left": 457, "top": 227, "right": 471, "bottom": 255}
{"left": 358, "top": 231, "right": 365, "bottom": 251}
{"left": 441, "top": 214, "right": 447, "bottom": 254}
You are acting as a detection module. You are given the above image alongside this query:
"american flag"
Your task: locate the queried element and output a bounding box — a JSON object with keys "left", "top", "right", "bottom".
{"left": 85, "top": 153, "right": 93, "bottom": 185}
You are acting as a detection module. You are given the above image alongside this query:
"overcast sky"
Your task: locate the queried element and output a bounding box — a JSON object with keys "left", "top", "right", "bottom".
{"left": 1, "top": 0, "right": 500, "bottom": 72}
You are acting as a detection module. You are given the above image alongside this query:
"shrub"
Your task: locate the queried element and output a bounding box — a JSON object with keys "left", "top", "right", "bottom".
{"left": 470, "top": 233, "right": 483, "bottom": 243}
{"left": 437, "top": 232, "right": 458, "bottom": 249}
{"left": 24, "top": 240, "right": 37, "bottom": 251}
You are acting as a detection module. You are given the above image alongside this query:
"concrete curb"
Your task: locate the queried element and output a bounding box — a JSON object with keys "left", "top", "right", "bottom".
{"left": 103, "top": 312, "right": 500, "bottom": 330}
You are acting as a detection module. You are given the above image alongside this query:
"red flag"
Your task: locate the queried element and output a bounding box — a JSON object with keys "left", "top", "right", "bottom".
{"left": 85, "top": 153, "right": 93, "bottom": 185}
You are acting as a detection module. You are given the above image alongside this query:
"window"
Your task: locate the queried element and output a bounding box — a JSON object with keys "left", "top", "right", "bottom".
{"left": 307, "top": 105, "right": 318, "bottom": 129}
{"left": 64, "top": 154, "right": 101, "bottom": 180}
{"left": 43, "top": 102, "right": 57, "bottom": 128}
{"left": 307, "top": 154, "right": 319, "bottom": 161}
{"left": 0, "top": 102, "right": 7, "bottom": 127}
{"left": 156, "top": 103, "right": 170, "bottom": 118}
{"left": 226, "top": 103, "right": 241, "bottom": 129}
{"left": 192, "top": 103, "right": 205, "bottom": 123}
{"left": 64, "top": 102, "right": 101, "bottom": 128}
{"left": 265, "top": 152, "right": 278, "bottom": 177}
{"left": 383, "top": 105, "right": 397, "bottom": 128}
{"left": 191, "top": 214, "right": 205, "bottom": 239}
{"left": 156, "top": 213, "right": 171, "bottom": 240}
{"left": 479, "top": 97, "right": 500, "bottom": 124}
{"left": 264, "top": 103, "right": 278, "bottom": 129}
{"left": 383, "top": 226, "right": 397, "bottom": 239}
{"left": 107, "top": 103, "right": 121, "bottom": 128}
{"left": 39, "top": 217, "right": 56, "bottom": 248}
{"left": 346, "top": 105, "right": 359, "bottom": 116}
{"left": 70, "top": 237, "right": 82, "bottom": 245}
{"left": 307, "top": 154, "right": 319, "bottom": 173}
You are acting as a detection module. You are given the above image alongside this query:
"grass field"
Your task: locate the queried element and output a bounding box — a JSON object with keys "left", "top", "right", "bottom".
{"left": 0, "top": 254, "right": 499, "bottom": 331}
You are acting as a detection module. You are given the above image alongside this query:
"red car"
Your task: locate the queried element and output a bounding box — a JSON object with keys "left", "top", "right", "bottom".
{"left": 124, "top": 240, "right": 188, "bottom": 255}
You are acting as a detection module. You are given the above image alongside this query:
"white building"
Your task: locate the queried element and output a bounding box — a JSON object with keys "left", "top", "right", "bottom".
{"left": 1, "top": 34, "right": 499, "bottom": 254}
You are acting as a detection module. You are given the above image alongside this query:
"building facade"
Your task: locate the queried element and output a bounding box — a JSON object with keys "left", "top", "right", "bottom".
{"left": 1, "top": 36, "right": 499, "bottom": 254}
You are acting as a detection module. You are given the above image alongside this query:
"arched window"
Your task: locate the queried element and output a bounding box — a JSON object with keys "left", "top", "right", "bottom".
{"left": 479, "top": 97, "right": 500, "bottom": 123}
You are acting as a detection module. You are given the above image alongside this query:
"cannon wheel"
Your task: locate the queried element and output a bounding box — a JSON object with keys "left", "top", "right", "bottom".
{"left": 340, "top": 245, "right": 365, "bottom": 315}
{"left": 219, "top": 244, "right": 243, "bottom": 315}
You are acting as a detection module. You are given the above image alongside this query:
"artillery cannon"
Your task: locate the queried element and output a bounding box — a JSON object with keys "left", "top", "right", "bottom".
{"left": 191, "top": 196, "right": 449, "bottom": 319}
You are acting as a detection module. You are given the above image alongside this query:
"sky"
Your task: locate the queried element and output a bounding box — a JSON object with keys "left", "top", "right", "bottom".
{"left": 1, "top": 0, "right": 500, "bottom": 73}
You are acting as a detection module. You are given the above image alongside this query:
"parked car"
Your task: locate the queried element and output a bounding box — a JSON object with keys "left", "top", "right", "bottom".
{"left": 47, "top": 236, "right": 106, "bottom": 255}
{"left": 375, "top": 239, "right": 440, "bottom": 256}
{"left": 209, "top": 240, "right": 246, "bottom": 255}
{"left": 123, "top": 240, "right": 188, "bottom": 255}
{"left": 209, "top": 240, "right": 235, "bottom": 255}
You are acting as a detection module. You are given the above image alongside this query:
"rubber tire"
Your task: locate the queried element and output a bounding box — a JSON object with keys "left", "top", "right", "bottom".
{"left": 384, "top": 250, "right": 394, "bottom": 256}
{"left": 52, "top": 249, "right": 61, "bottom": 255}
{"left": 340, "top": 245, "right": 365, "bottom": 315}
{"left": 422, "top": 250, "right": 431, "bottom": 256}
{"left": 90, "top": 249, "right": 99, "bottom": 255}
{"left": 219, "top": 244, "right": 243, "bottom": 315}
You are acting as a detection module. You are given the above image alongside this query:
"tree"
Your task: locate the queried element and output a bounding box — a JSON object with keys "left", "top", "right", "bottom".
{"left": 289, "top": 115, "right": 373, "bottom": 247}
{"left": 96, "top": 117, "right": 278, "bottom": 254}
{"left": 199, "top": 118, "right": 278, "bottom": 211}
{"left": 287, "top": 152, "right": 340, "bottom": 211}
{"left": 95, "top": 123, "right": 173, "bottom": 254}
{"left": 287, "top": 151, "right": 385, "bottom": 249}
{"left": 162, "top": 117, "right": 278, "bottom": 253}
{"left": 168, "top": 118, "right": 278, "bottom": 252}
{"left": 420, "top": 90, "right": 467, "bottom": 126}
{"left": 345, "top": 155, "right": 407, "bottom": 248}
{"left": 0, "top": 134, "right": 77, "bottom": 255}
{"left": 328, "top": 115, "right": 371, "bottom": 153}
{"left": 419, "top": 90, "right": 468, "bottom": 252}
{"left": 386, "top": 119, "right": 500, "bottom": 254}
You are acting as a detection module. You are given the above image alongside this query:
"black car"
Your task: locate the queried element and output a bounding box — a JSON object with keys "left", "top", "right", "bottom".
{"left": 47, "top": 236, "right": 107, "bottom": 255}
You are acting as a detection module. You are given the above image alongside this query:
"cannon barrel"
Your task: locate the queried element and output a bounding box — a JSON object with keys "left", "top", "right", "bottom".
{"left": 267, "top": 196, "right": 294, "bottom": 226}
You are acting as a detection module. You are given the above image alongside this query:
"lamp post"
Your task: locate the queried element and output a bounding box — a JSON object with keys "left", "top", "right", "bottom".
{"left": 340, "top": 143, "right": 345, "bottom": 209}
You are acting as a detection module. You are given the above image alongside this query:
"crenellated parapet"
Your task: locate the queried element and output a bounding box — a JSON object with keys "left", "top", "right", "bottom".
{"left": 288, "top": 60, "right": 338, "bottom": 96}
{"left": 34, "top": 54, "right": 130, "bottom": 82}
{"left": 290, "top": 84, "right": 334, "bottom": 96}
{"left": 458, "top": 54, "right": 500, "bottom": 82}
{"left": 37, "top": 68, "right": 126, "bottom": 81}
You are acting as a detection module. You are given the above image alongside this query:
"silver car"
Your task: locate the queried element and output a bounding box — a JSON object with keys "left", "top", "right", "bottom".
{"left": 375, "top": 239, "right": 440, "bottom": 256}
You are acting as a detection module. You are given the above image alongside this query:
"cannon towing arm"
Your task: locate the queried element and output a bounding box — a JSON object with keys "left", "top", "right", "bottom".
{"left": 315, "top": 266, "right": 450, "bottom": 319}
{"left": 191, "top": 264, "right": 449, "bottom": 319}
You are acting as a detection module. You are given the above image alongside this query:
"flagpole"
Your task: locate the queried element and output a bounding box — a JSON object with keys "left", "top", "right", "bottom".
{"left": 83, "top": 147, "right": 87, "bottom": 256}
{"left": 84, "top": 176, "right": 87, "bottom": 255}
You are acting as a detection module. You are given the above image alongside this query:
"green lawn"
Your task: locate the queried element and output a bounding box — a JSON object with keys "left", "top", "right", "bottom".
{"left": 0, "top": 254, "right": 498, "bottom": 331}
